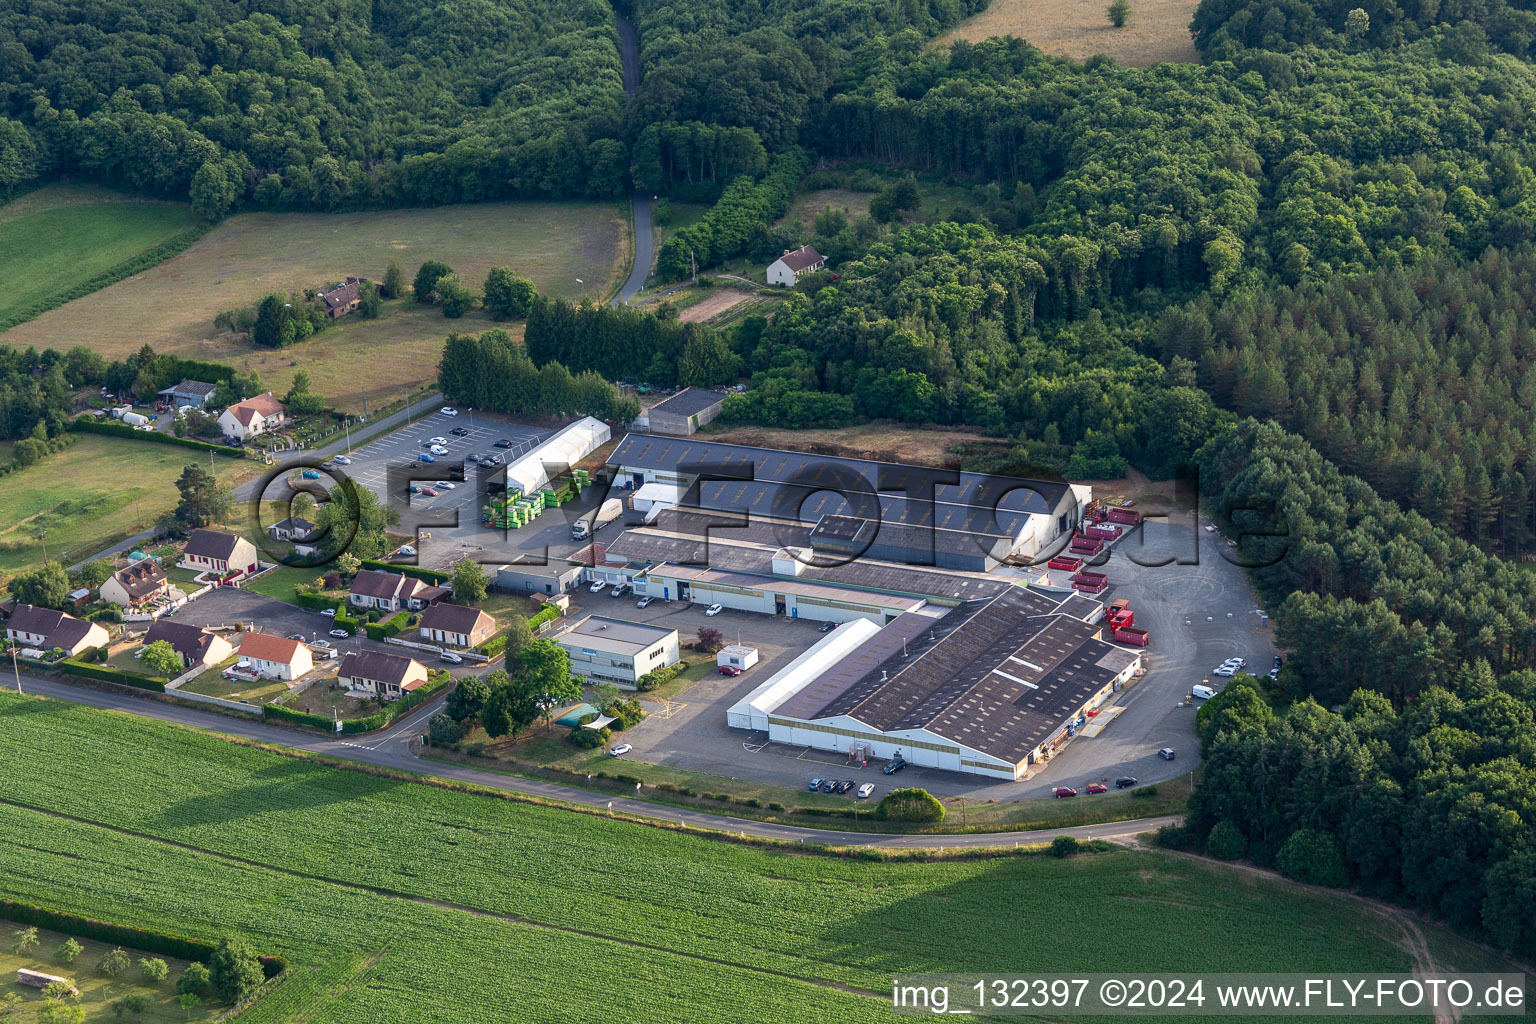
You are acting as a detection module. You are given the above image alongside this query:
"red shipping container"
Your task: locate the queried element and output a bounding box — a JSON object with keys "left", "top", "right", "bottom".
{"left": 1085, "top": 524, "right": 1122, "bottom": 540}
{"left": 1073, "top": 578, "right": 1108, "bottom": 594}
{"left": 1107, "top": 508, "right": 1142, "bottom": 525}
{"left": 1110, "top": 608, "right": 1135, "bottom": 629}
{"left": 1048, "top": 556, "right": 1083, "bottom": 571}
{"left": 1113, "top": 626, "right": 1149, "bottom": 646}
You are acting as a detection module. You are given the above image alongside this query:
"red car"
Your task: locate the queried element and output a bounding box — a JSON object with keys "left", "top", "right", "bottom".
{"left": 1053, "top": 786, "right": 1077, "bottom": 798}
{"left": 419, "top": 487, "right": 439, "bottom": 497}
{"left": 718, "top": 665, "right": 742, "bottom": 676}
{"left": 1086, "top": 783, "right": 1107, "bottom": 794}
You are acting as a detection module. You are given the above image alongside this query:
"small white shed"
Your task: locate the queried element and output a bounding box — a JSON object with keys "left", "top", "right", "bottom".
{"left": 717, "top": 644, "right": 759, "bottom": 671}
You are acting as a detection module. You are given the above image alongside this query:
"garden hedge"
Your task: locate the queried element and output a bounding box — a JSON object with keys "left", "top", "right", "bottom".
{"left": 0, "top": 899, "right": 286, "bottom": 978}
{"left": 61, "top": 659, "right": 167, "bottom": 692}
{"left": 363, "top": 611, "right": 410, "bottom": 641}
{"left": 528, "top": 604, "right": 562, "bottom": 630}
{"left": 330, "top": 611, "right": 359, "bottom": 635}
{"left": 263, "top": 703, "right": 333, "bottom": 730}
{"left": 69, "top": 418, "right": 244, "bottom": 456}
{"left": 359, "top": 558, "right": 451, "bottom": 585}
{"left": 292, "top": 591, "right": 341, "bottom": 611}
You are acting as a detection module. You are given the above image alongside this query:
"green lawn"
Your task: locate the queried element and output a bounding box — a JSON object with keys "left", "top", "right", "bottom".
{"left": 241, "top": 566, "right": 333, "bottom": 607}
{"left": 0, "top": 924, "right": 215, "bottom": 1023}
{"left": 0, "top": 185, "right": 196, "bottom": 327}
{"left": 178, "top": 672, "right": 291, "bottom": 705}
{"left": 0, "top": 436, "right": 254, "bottom": 572}
{"left": 0, "top": 691, "right": 1513, "bottom": 1024}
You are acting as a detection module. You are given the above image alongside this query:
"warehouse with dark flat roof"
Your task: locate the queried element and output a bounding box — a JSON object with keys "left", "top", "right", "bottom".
{"left": 726, "top": 587, "right": 1141, "bottom": 779}
{"left": 646, "top": 388, "right": 727, "bottom": 435}
{"left": 606, "top": 434, "right": 1090, "bottom": 570}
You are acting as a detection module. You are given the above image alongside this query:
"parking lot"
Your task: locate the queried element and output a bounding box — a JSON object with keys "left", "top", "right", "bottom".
{"left": 595, "top": 507, "right": 1276, "bottom": 802}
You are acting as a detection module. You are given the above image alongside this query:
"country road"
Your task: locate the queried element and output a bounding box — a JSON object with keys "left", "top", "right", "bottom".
{"left": 612, "top": 11, "right": 653, "bottom": 306}
{"left": 6, "top": 673, "right": 1180, "bottom": 848}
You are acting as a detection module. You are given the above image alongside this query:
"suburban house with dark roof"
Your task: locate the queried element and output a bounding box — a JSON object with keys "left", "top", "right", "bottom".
{"left": 316, "top": 276, "right": 366, "bottom": 318}
{"left": 5, "top": 604, "right": 108, "bottom": 656}
{"left": 646, "top": 388, "right": 727, "bottom": 436}
{"left": 100, "top": 561, "right": 171, "bottom": 609}
{"left": 766, "top": 245, "right": 826, "bottom": 287}
{"left": 418, "top": 603, "right": 496, "bottom": 648}
{"left": 236, "top": 632, "right": 313, "bottom": 680}
{"left": 217, "top": 392, "right": 286, "bottom": 441}
{"left": 267, "top": 517, "right": 316, "bottom": 553}
{"left": 349, "top": 570, "right": 448, "bottom": 613}
{"left": 144, "top": 619, "right": 233, "bottom": 670}
{"left": 339, "top": 650, "right": 429, "bottom": 701}
{"left": 178, "top": 529, "right": 259, "bottom": 580}
{"left": 156, "top": 380, "right": 218, "bottom": 409}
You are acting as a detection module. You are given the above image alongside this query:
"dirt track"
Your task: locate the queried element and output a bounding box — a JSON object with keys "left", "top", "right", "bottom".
{"left": 678, "top": 289, "right": 752, "bottom": 323}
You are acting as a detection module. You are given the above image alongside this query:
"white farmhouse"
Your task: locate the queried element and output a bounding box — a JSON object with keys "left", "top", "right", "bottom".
{"left": 217, "top": 392, "right": 286, "bottom": 441}
{"left": 766, "top": 245, "right": 826, "bottom": 287}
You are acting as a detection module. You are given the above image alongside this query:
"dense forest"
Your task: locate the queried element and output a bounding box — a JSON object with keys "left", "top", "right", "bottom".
{"left": 0, "top": 0, "right": 627, "bottom": 213}
{"left": 1191, "top": 0, "right": 1536, "bottom": 61}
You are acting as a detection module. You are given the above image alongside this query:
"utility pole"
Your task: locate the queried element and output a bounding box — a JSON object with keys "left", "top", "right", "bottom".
{"left": 361, "top": 383, "right": 368, "bottom": 421}
{"left": 39, "top": 530, "right": 47, "bottom": 565}
{"left": 10, "top": 649, "right": 21, "bottom": 695}
{"left": 690, "top": 247, "right": 697, "bottom": 285}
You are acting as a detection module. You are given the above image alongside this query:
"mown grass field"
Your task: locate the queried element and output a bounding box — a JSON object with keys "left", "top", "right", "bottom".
{"left": 0, "top": 924, "right": 214, "bottom": 1022}
{"left": 0, "top": 692, "right": 1513, "bottom": 1023}
{"left": 0, "top": 185, "right": 197, "bottom": 327}
{"left": 936, "top": 0, "right": 1199, "bottom": 66}
{"left": 0, "top": 200, "right": 626, "bottom": 412}
{"left": 0, "top": 436, "right": 254, "bottom": 572}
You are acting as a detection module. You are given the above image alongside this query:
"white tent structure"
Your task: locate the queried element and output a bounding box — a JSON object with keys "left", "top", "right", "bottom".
{"left": 506, "top": 417, "right": 611, "bottom": 495}
{"left": 726, "top": 619, "right": 880, "bottom": 731}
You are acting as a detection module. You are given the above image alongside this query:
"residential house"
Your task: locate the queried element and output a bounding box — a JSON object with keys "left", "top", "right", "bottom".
{"left": 766, "top": 245, "right": 826, "bottom": 287}
{"left": 268, "top": 517, "right": 316, "bottom": 549}
{"left": 5, "top": 604, "right": 108, "bottom": 657}
{"left": 348, "top": 570, "right": 448, "bottom": 613}
{"left": 156, "top": 380, "right": 218, "bottom": 409}
{"left": 236, "top": 632, "right": 313, "bottom": 680}
{"left": 646, "top": 388, "right": 726, "bottom": 436}
{"left": 217, "top": 392, "right": 286, "bottom": 441}
{"left": 144, "top": 619, "right": 233, "bottom": 670}
{"left": 418, "top": 603, "right": 496, "bottom": 648}
{"left": 317, "top": 276, "right": 366, "bottom": 319}
{"left": 339, "top": 650, "right": 429, "bottom": 702}
{"left": 99, "top": 560, "right": 171, "bottom": 609}
{"left": 179, "top": 530, "right": 260, "bottom": 580}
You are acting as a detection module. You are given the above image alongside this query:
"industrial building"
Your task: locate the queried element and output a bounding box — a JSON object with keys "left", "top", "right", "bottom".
{"left": 726, "top": 588, "right": 1141, "bottom": 780}
{"left": 645, "top": 388, "right": 726, "bottom": 436}
{"left": 555, "top": 615, "right": 680, "bottom": 688}
{"left": 495, "top": 557, "right": 583, "bottom": 596}
{"left": 605, "top": 434, "right": 1090, "bottom": 570}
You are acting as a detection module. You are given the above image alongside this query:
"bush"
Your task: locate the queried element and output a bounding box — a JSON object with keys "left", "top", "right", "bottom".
{"left": 1050, "top": 836, "right": 1080, "bottom": 858}
{"left": 428, "top": 713, "right": 466, "bottom": 745}
{"left": 291, "top": 591, "right": 340, "bottom": 611}
{"left": 209, "top": 937, "right": 264, "bottom": 1004}
{"left": 874, "top": 788, "right": 945, "bottom": 822}
{"left": 98, "top": 947, "right": 131, "bottom": 976}
{"left": 768, "top": 802, "right": 785, "bottom": 811}
{"left": 636, "top": 661, "right": 685, "bottom": 692}
{"left": 56, "top": 938, "right": 83, "bottom": 963}
{"left": 330, "top": 612, "right": 358, "bottom": 635}
{"left": 176, "top": 963, "right": 210, "bottom": 997}
{"left": 61, "top": 660, "right": 166, "bottom": 692}
{"left": 139, "top": 957, "right": 169, "bottom": 984}
{"left": 1154, "top": 824, "right": 1197, "bottom": 850}
{"left": 527, "top": 604, "right": 562, "bottom": 631}
{"left": 262, "top": 703, "right": 332, "bottom": 730}
{"left": 1275, "top": 828, "right": 1351, "bottom": 888}
{"left": 1131, "top": 784, "right": 1159, "bottom": 798}
{"left": 1205, "top": 821, "right": 1246, "bottom": 860}
{"left": 567, "top": 725, "right": 609, "bottom": 748}
{"left": 363, "top": 611, "right": 409, "bottom": 641}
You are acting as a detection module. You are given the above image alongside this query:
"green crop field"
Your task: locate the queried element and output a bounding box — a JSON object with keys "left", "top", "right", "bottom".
{"left": 0, "top": 200, "right": 627, "bottom": 413}
{"left": 0, "top": 185, "right": 198, "bottom": 328}
{"left": 0, "top": 436, "right": 255, "bottom": 571}
{"left": 0, "top": 692, "right": 1513, "bottom": 1022}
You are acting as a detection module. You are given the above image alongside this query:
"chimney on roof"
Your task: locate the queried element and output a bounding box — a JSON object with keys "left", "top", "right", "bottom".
{"left": 881, "top": 670, "right": 888, "bottom": 682}
{"left": 783, "top": 248, "right": 793, "bottom": 256}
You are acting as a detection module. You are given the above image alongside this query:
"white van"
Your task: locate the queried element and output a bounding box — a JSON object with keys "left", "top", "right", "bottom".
{"left": 1191, "top": 684, "right": 1217, "bottom": 700}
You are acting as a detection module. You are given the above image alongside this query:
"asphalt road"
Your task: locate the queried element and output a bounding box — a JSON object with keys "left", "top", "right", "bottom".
{"left": 8, "top": 673, "right": 1179, "bottom": 848}
{"left": 612, "top": 12, "right": 653, "bottom": 307}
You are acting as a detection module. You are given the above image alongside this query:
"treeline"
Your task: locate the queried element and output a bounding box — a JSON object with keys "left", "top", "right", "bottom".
{"left": 1192, "top": 0, "right": 1533, "bottom": 61}
{"left": 523, "top": 297, "right": 738, "bottom": 387}
{"left": 722, "top": 221, "right": 1225, "bottom": 478}
{"left": 1159, "top": 247, "right": 1536, "bottom": 556}
{"left": 1183, "top": 420, "right": 1536, "bottom": 957}
{"left": 0, "top": 0, "right": 626, "bottom": 214}
{"left": 437, "top": 328, "right": 639, "bottom": 423}
{"left": 632, "top": 122, "right": 768, "bottom": 201}
{"left": 816, "top": 36, "right": 1536, "bottom": 302}
{"left": 0, "top": 343, "right": 247, "bottom": 441}
{"left": 656, "top": 150, "right": 809, "bottom": 279}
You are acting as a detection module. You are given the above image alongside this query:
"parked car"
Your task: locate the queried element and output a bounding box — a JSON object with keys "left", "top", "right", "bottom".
{"left": 1087, "top": 783, "right": 1108, "bottom": 794}
{"left": 441, "top": 407, "right": 459, "bottom": 416}
{"left": 320, "top": 460, "right": 336, "bottom": 471}
{"left": 429, "top": 445, "right": 448, "bottom": 456}
{"left": 1158, "top": 747, "right": 1176, "bottom": 760}
{"left": 430, "top": 435, "right": 448, "bottom": 445}
{"left": 1212, "top": 665, "right": 1237, "bottom": 677}
{"left": 332, "top": 455, "right": 351, "bottom": 465}
{"left": 495, "top": 439, "right": 514, "bottom": 448}
{"left": 420, "top": 439, "right": 436, "bottom": 447}
{"left": 808, "top": 778, "right": 825, "bottom": 791}
{"left": 301, "top": 469, "right": 321, "bottom": 480}
{"left": 398, "top": 545, "right": 416, "bottom": 556}
{"left": 409, "top": 485, "right": 422, "bottom": 495}
{"left": 705, "top": 603, "right": 724, "bottom": 616}
{"left": 821, "top": 779, "right": 838, "bottom": 792}
{"left": 483, "top": 454, "right": 503, "bottom": 465}
{"left": 1053, "top": 787, "right": 1078, "bottom": 798}
{"left": 635, "top": 595, "right": 654, "bottom": 609}
{"left": 320, "top": 608, "right": 336, "bottom": 617}
{"left": 589, "top": 580, "right": 607, "bottom": 593}
{"left": 1115, "top": 776, "right": 1138, "bottom": 789}
{"left": 817, "top": 620, "right": 836, "bottom": 633}
{"left": 609, "top": 743, "right": 632, "bottom": 756}
{"left": 837, "top": 780, "right": 854, "bottom": 794}
{"left": 1268, "top": 667, "right": 1281, "bottom": 679}
{"left": 311, "top": 639, "right": 332, "bottom": 649}
{"left": 610, "top": 583, "right": 629, "bottom": 597}
{"left": 1272, "top": 655, "right": 1284, "bottom": 670}
{"left": 719, "top": 665, "right": 741, "bottom": 677}
{"left": 440, "top": 651, "right": 463, "bottom": 664}
{"left": 329, "top": 629, "right": 349, "bottom": 638}
{"left": 417, "top": 453, "right": 436, "bottom": 463}
{"left": 286, "top": 633, "right": 306, "bottom": 641}
{"left": 433, "top": 481, "right": 455, "bottom": 489}
{"left": 1191, "top": 684, "right": 1217, "bottom": 700}
{"left": 419, "top": 487, "right": 439, "bottom": 497}
{"left": 856, "top": 783, "right": 875, "bottom": 799}
{"left": 883, "top": 759, "right": 907, "bottom": 775}
{"left": 450, "top": 427, "right": 470, "bottom": 436}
